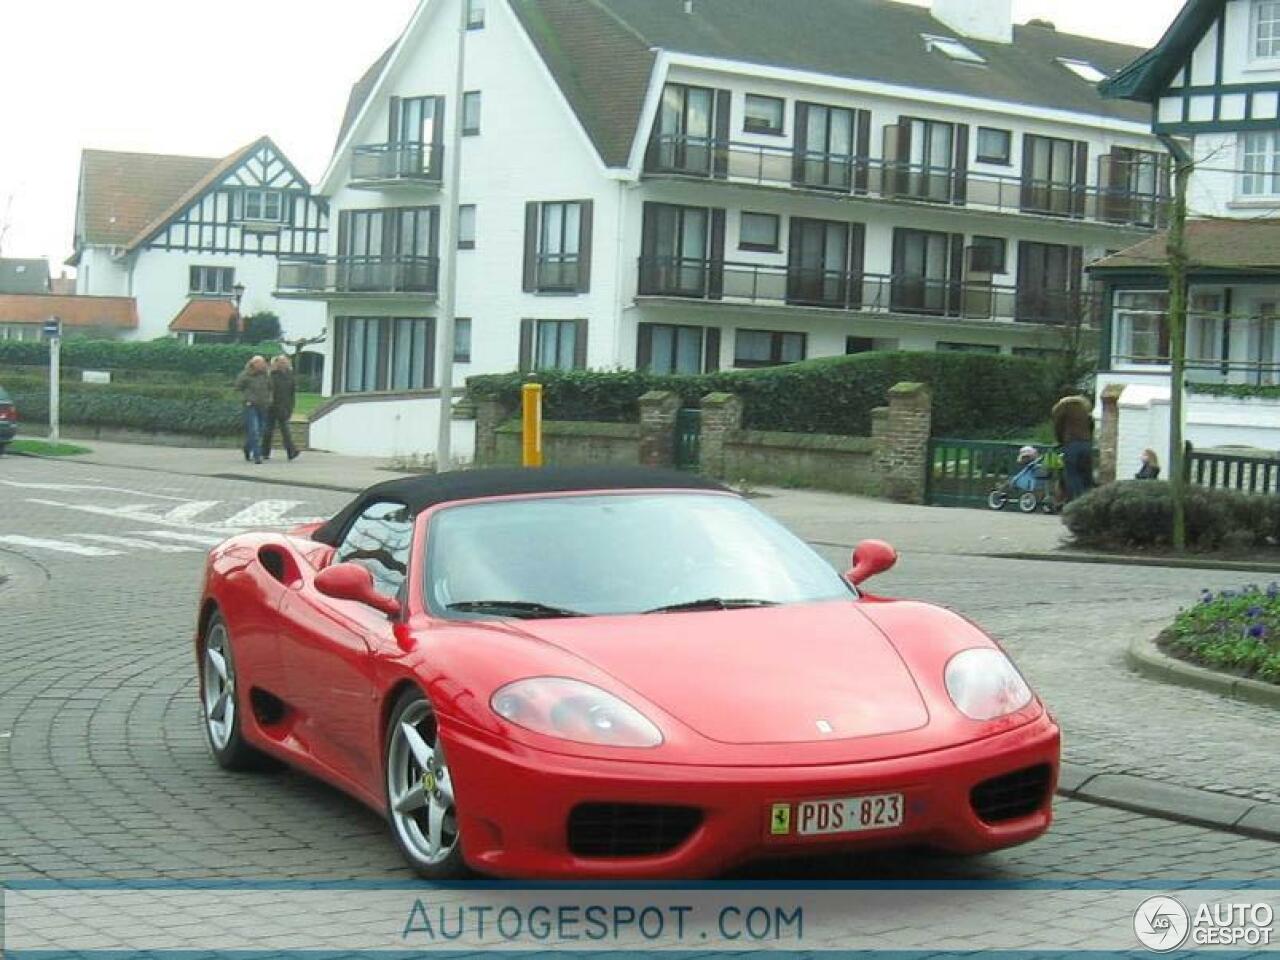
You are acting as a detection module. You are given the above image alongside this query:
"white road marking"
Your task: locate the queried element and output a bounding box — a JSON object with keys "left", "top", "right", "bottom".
{"left": 25, "top": 499, "right": 235, "bottom": 534}
{"left": 71, "top": 534, "right": 200, "bottom": 553}
{"left": 132, "top": 530, "right": 225, "bottom": 547}
{"left": 220, "top": 500, "right": 313, "bottom": 528}
{"left": 160, "top": 501, "right": 222, "bottom": 524}
{"left": 0, "top": 535, "right": 123, "bottom": 557}
{"left": 0, "top": 480, "right": 189, "bottom": 502}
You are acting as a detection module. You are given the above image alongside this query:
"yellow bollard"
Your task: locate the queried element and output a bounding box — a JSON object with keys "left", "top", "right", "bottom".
{"left": 521, "top": 382, "right": 543, "bottom": 468}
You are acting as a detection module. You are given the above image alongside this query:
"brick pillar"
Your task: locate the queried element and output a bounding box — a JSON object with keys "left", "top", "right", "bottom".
{"left": 699, "top": 392, "right": 743, "bottom": 478}
{"left": 880, "top": 382, "right": 932, "bottom": 504}
{"left": 638, "top": 390, "right": 681, "bottom": 467}
{"left": 1098, "top": 383, "right": 1124, "bottom": 486}
{"left": 474, "top": 399, "right": 511, "bottom": 466}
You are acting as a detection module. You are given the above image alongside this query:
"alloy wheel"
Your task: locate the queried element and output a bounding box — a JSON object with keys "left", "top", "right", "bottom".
{"left": 387, "top": 698, "right": 459, "bottom": 866}
{"left": 202, "top": 621, "right": 236, "bottom": 751}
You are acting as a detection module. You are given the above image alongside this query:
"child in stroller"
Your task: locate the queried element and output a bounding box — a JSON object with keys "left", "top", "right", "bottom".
{"left": 988, "top": 446, "right": 1060, "bottom": 513}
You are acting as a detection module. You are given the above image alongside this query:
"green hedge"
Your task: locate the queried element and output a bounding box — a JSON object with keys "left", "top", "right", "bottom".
{"left": 12, "top": 388, "right": 242, "bottom": 435}
{"left": 0, "top": 339, "right": 281, "bottom": 377}
{"left": 1063, "top": 481, "right": 1278, "bottom": 551}
{"left": 2, "top": 374, "right": 233, "bottom": 404}
{"left": 1188, "top": 382, "right": 1280, "bottom": 400}
{"left": 466, "top": 352, "right": 1058, "bottom": 438}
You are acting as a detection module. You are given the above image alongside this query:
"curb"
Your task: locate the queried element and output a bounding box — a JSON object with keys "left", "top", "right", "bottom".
{"left": 1057, "top": 761, "right": 1280, "bottom": 843}
{"left": 989, "top": 551, "right": 1280, "bottom": 574}
{"left": 1127, "top": 634, "right": 1280, "bottom": 709}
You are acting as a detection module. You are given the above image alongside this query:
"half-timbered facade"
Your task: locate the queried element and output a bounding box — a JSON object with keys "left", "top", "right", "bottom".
{"left": 71, "top": 137, "right": 328, "bottom": 347}
{"left": 300, "top": 0, "right": 1170, "bottom": 459}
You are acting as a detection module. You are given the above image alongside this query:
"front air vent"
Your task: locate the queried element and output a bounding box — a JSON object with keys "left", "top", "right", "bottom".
{"left": 567, "top": 803, "right": 701, "bottom": 858}
{"left": 970, "top": 764, "right": 1053, "bottom": 823}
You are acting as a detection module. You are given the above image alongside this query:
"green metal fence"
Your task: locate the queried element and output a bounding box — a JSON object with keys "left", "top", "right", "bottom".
{"left": 926, "top": 438, "right": 1032, "bottom": 508}
{"left": 674, "top": 408, "right": 702, "bottom": 471}
{"left": 1186, "top": 443, "right": 1280, "bottom": 495}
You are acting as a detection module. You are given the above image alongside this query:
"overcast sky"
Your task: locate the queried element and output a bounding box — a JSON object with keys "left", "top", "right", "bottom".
{"left": 0, "top": 0, "right": 1183, "bottom": 269}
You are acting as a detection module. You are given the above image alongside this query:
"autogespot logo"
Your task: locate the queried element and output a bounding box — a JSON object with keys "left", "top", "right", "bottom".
{"left": 1134, "top": 896, "right": 1191, "bottom": 952}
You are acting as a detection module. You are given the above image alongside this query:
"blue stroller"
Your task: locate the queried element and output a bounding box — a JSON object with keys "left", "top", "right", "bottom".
{"left": 988, "top": 447, "right": 1059, "bottom": 514}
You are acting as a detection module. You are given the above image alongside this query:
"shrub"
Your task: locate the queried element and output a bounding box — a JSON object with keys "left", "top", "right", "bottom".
{"left": 1, "top": 373, "right": 233, "bottom": 404}
{"left": 0, "top": 338, "right": 281, "bottom": 377}
{"left": 11, "top": 388, "right": 242, "bottom": 435}
{"left": 1063, "top": 480, "right": 1278, "bottom": 551}
{"left": 466, "top": 352, "right": 1058, "bottom": 438}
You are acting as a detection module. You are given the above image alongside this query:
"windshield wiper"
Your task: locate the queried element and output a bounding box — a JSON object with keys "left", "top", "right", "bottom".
{"left": 446, "top": 600, "right": 587, "bottom": 619}
{"left": 644, "top": 597, "right": 779, "bottom": 614}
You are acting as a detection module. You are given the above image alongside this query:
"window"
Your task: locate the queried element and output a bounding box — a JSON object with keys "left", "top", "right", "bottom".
{"left": 462, "top": 91, "right": 482, "bottom": 135}
{"left": 335, "top": 317, "right": 435, "bottom": 393}
{"left": 189, "top": 265, "right": 235, "bottom": 295}
{"left": 902, "top": 117, "right": 957, "bottom": 201}
{"left": 527, "top": 200, "right": 590, "bottom": 291}
{"left": 969, "top": 236, "right": 1007, "bottom": 273}
{"left": 976, "top": 127, "right": 1011, "bottom": 165}
{"left": 739, "top": 212, "right": 780, "bottom": 251}
{"left": 336, "top": 501, "right": 413, "bottom": 598}
{"left": 237, "top": 189, "right": 283, "bottom": 222}
{"left": 639, "top": 202, "right": 710, "bottom": 296}
{"left": 1021, "top": 134, "right": 1084, "bottom": 216}
{"left": 1241, "top": 132, "right": 1280, "bottom": 197}
{"left": 1255, "top": 0, "right": 1280, "bottom": 59}
{"left": 337, "top": 207, "right": 439, "bottom": 292}
{"left": 922, "top": 34, "right": 986, "bottom": 65}
{"left": 1113, "top": 291, "right": 1170, "bottom": 366}
{"left": 845, "top": 336, "right": 875, "bottom": 354}
{"left": 1016, "top": 241, "right": 1079, "bottom": 324}
{"left": 796, "top": 102, "right": 859, "bottom": 190}
{"left": 453, "top": 318, "right": 472, "bottom": 363}
{"left": 936, "top": 342, "right": 1000, "bottom": 354}
{"left": 638, "top": 323, "right": 706, "bottom": 374}
{"left": 1056, "top": 58, "right": 1109, "bottom": 83}
{"left": 788, "top": 217, "right": 858, "bottom": 307}
{"left": 1189, "top": 293, "right": 1225, "bottom": 366}
{"left": 734, "top": 329, "right": 805, "bottom": 368}
{"left": 744, "top": 94, "right": 784, "bottom": 135}
{"left": 458, "top": 204, "right": 476, "bottom": 249}
{"left": 466, "top": 0, "right": 485, "bottom": 29}
{"left": 534, "top": 319, "right": 581, "bottom": 370}
{"left": 650, "top": 82, "right": 717, "bottom": 175}
{"left": 891, "top": 227, "right": 953, "bottom": 314}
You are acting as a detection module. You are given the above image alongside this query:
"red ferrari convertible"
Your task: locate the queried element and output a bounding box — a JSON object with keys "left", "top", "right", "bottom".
{"left": 195, "top": 466, "right": 1059, "bottom": 879}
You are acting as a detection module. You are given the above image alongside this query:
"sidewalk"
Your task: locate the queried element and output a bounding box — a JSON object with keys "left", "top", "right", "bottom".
{"left": 39, "top": 439, "right": 1070, "bottom": 557}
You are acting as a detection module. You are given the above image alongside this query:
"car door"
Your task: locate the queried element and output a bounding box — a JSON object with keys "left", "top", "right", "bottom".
{"left": 279, "top": 500, "right": 414, "bottom": 794}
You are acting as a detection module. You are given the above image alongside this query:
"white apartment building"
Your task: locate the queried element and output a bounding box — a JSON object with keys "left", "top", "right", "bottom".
{"left": 70, "top": 138, "right": 329, "bottom": 351}
{"left": 291, "top": 0, "right": 1170, "bottom": 458}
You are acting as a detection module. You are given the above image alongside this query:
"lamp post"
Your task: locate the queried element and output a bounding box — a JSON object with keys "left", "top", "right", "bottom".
{"left": 230, "top": 282, "right": 246, "bottom": 343}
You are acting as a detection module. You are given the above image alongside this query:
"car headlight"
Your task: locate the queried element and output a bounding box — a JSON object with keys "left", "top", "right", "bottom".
{"left": 490, "top": 677, "right": 664, "bottom": 748}
{"left": 944, "top": 648, "right": 1033, "bottom": 721}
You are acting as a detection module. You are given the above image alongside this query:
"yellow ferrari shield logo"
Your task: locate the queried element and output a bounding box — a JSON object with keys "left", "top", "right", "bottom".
{"left": 423, "top": 770, "right": 437, "bottom": 794}
{"left": 770, "top": 803, "right": 792, "bottom": 835}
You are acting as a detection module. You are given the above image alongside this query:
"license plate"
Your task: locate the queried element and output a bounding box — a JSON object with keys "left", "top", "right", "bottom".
{"left": 795, "top": 792, "right": 904, "bottom": 836}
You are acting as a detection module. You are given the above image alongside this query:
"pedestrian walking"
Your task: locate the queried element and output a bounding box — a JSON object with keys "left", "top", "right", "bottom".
{"left": 1051, "top": 394, "right": 1095, "bottom": 503}
{"left": 1136, "top": 448, "right": 1161, "bottom": 480}
{"left": 262, "top": 354, "right": 300, "bottom": 461}
{"left": 235, "top": 355, "right": 271, "bottom": 464}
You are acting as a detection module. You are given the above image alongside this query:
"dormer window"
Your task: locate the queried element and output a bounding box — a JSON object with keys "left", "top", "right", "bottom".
{"left": 1255, "top": 0, "right": 1280, "bottom": 59}
{"left": 922, "top": 34, "right": 986, "bottom": 65}
{"left": 1056, "top": 58, "right": 1109, "bottom": 83}
{"left": 234, "top": 189, "right": 283, "bottom": 223}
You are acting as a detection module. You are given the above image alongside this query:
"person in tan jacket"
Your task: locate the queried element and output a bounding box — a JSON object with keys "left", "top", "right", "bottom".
{"left": 1051, "top": 394, "right": 1095, "bottom": 502}
{"left": 234, "top": 355, "right": 271, "bottom": 464}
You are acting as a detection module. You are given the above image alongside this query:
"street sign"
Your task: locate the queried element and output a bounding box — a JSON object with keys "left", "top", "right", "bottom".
{"left": 42, "top": 318, "right": 61, "bottom": 339}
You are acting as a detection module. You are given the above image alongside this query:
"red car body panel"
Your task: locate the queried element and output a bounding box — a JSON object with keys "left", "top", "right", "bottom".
{"left": 197, "top": 488, "right": 1061, "bottom": 879}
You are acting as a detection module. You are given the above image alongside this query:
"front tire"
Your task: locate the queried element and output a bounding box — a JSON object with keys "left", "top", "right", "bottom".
{"left": 1018, "top": 492, "right": 1040, "bottom": 514}
{"left": 385, "top": 688, "right": 468, "bottom": 879}
{"left": 200, "top": 612, "right": 270, "bottom": 771}
{"left": 987, "top": 489, "right": 1009, "bottom": 511}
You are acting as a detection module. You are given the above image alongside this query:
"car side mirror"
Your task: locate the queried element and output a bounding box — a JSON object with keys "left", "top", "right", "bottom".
{"left": 846, "top": 539, "right": 898, "bottom": 586}
{"left": 315, "top": 562, "right": 402, "bottom": 617}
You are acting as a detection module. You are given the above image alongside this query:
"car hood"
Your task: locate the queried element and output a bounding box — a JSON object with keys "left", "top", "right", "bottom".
{"left": 511, "top": 600, "right": 929, "bottom": 745}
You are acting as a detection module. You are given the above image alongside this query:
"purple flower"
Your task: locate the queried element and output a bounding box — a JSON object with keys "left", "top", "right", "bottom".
{"left": 1249, "top": 624, "right": 1268, "bottom": 640}
{"left": 1269, "top": 583, "right": 1280, "bottom": 599}
{"left": 1200, "top": 590, "right": 1216, "bottom": 604}
{"left": 1248, "top": 606, "right": 1264, "bottom": 619}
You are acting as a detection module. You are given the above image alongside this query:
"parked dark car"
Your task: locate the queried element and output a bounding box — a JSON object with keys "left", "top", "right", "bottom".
{"left": 0, "top": 387, "right": 17, "bottom": 453}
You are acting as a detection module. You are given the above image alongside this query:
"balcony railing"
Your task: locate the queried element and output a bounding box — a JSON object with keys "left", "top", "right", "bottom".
{"left": 350, "top": 142, "right": 444, "bottom": 186}
{"left": 277, "top": 256, "right": 440, "bottom": 296}
{"left": 644, "top": 135, "right": 1168, "bottom": 229}
{"left": 534, "top": 254, "right": 581, "bottom": 292}
{"left": 637, "top": 255, "right": 1096, "bottom": 326}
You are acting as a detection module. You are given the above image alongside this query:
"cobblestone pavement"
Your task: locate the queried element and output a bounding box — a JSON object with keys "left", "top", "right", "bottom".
{"left": 0, "top": 455, "right": 1275, "bottom": 888}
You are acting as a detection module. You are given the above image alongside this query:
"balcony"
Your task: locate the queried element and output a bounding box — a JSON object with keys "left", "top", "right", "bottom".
{"left": 643, "top": 135, "right": 1168, "bottom": 230}
{"left": 349, "top": 142, "right": 443, "bottom": 189}
{"left": 637, "top": 256, "right": 1095, "bottom": 326}
{"left": 276, "top": 256, "right": 440, "bottom": 299}
{"left": 532, "top": 254, "right": 582, "bottom": 293}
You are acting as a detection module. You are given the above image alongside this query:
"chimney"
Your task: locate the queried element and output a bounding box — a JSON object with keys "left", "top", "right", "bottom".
{"left": 930, "top": 0, "right": 1013, "bottom": 44}
{"left": 683, "top": 0, "right": 693, "bottom": 12}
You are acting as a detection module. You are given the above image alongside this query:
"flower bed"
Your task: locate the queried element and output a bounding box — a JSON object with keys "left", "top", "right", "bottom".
{"left": 1160, "top": 584, "right": 1280, "bottom": 685}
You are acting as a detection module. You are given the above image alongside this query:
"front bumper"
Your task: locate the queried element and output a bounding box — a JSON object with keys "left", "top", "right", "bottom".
{"left": 445, "top": 713, "right": 1060, "bottom": 879}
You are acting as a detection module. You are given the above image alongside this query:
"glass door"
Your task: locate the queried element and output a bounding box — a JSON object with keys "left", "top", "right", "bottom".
{"left": 891, "top": 229, "right": 949, "bottom": 313}
{"left": 788, "top": 218, "right": 849, "bottom": 306}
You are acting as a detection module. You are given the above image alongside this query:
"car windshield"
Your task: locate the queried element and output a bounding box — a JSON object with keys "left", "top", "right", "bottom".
{"left": 425, "top": 492, "right": 852, "bottom": 619}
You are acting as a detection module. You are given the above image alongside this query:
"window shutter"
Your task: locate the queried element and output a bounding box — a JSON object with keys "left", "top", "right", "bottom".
{"left": 432, "top": 97, "right": 445, "bottom": 145}
{"left": 1020, "top": 135, "right": 1037, "bottom": 211}
{"left": 703, "top": 327, "right": 721, "bottom": 372}
{"left": 947, "top": 234, "right": 965, "bottom": 315}
{"left": 1069, "top": 245, "right": 1085, "bottom": 323}
{"left": 713, "top": 89, "right": 731, "bottom": 178}
{"left": 425, "top": 317, "right": 438, "bottom": 389}
{"left": 952, "top": 124, "right": 969, "bottom": 205}
{"left": 848, "top": 222, "right": 866, "bottom": 310}
{"left": 388, "top": 97, "right": 401, "bottom": 142}
{"left": 1097, "top": 152, "right": 1118, "bottom": 222}
{"left": 639, "top": 202, "right": 658, "bottom": 294}
{"left": 522, "top": 202, "right": 539, "bottom": 292}
{"left": 792, "top": 103, "right": 810, "bottom": 185}
{"left": 1073, "top": 141, "right": 1089, "bottom": 217}
{"left": 337, "top": 210, "right": 350, "bottom": 256}
{"left": 577, "top": 200, "right": 593, "bottom": 293}
{"left": 518, "top": 318, "right": 534, "bottom": 372}
{"left": 636, "top": 323, "right": 654, "bottom": 370}
{"left": 1015, "top": 241, "right": 1038, "bottom": 321}
{"left": 708, "top": 208, "right": 726, "bottom": 299}
{"left": 895, "top": 122, "right": 913, "bottom": 196}
{"left": 573, "top": 319, "right": 589, "bottom": 369}
{"left": 854, "top": 110, "right": 871, "bottom": 193}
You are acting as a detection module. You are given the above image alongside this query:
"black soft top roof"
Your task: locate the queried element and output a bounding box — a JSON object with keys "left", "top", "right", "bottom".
{"left": 312, "top": 466, "right": 728, "bottom": 546}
